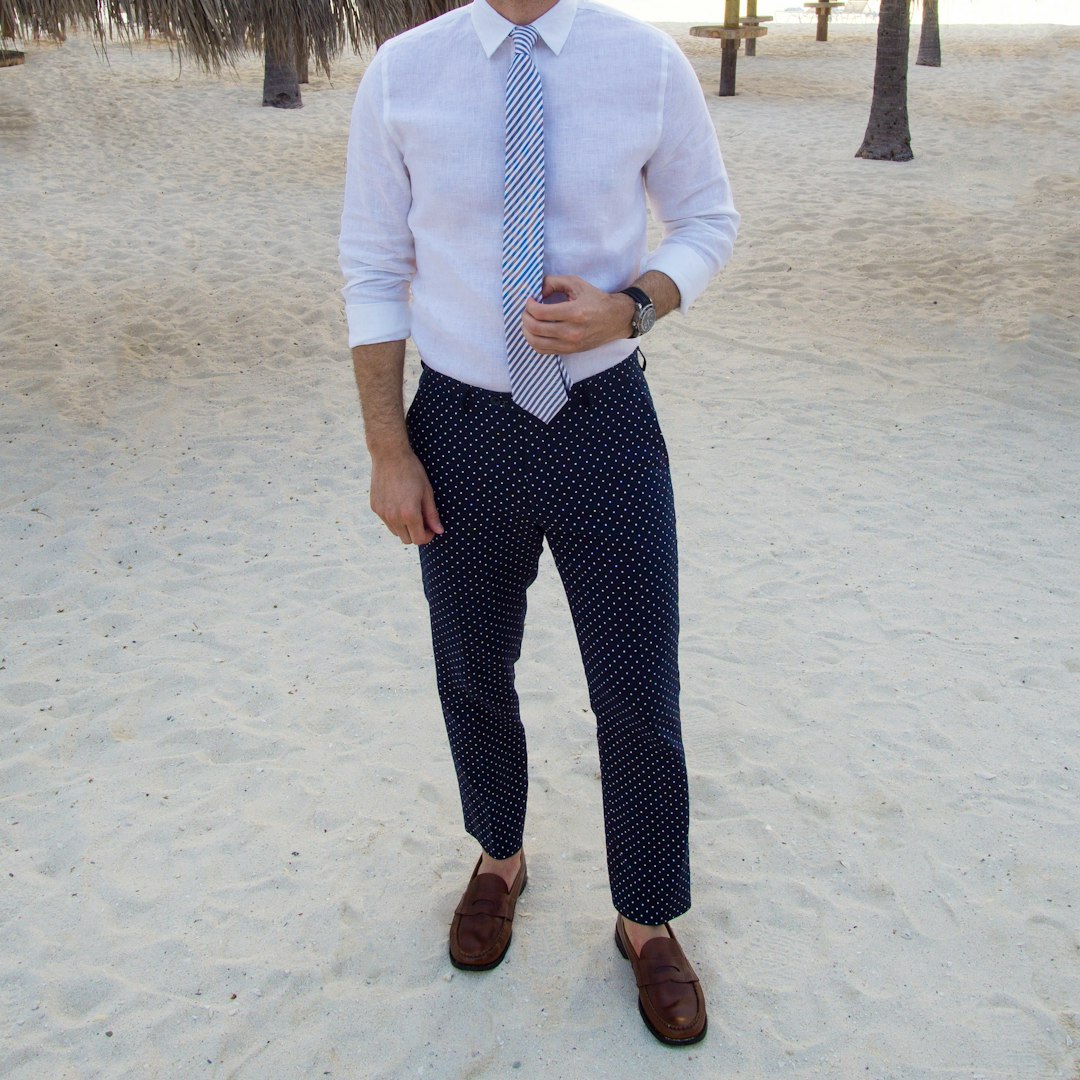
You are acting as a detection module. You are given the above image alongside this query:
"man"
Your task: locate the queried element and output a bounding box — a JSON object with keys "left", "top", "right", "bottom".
{"left": 340, "top": 0, "right": 737, "bottom": 1046}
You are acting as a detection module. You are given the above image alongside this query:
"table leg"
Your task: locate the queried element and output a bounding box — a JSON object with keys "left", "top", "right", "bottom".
{"left": 720, "top": 39, "right": 738, "bottom": 95}
{"left": 746, "top": 0, "right": 758, "bottom": 56}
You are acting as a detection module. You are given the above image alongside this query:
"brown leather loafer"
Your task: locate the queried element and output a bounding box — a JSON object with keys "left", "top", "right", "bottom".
{"left": 448, "top": 854, "right": 527, "bottom": 971}
{"left": 615, "top": 915, "right": 707, "bottom": 1045}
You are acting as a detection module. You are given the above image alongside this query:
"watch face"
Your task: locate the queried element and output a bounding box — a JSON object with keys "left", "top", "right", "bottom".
{"left": 638, "top": 304, "right": 657, "bottom": 335}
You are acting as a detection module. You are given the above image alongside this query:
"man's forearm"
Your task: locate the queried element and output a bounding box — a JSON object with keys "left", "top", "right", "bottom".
{"left": 352, "top": 338, "right": 443, "bottom": 545}
{"left": 352, "top": 339, "right": 410, "bottom": 459}
{"left": 631, "top": 270, "right": 681, "bottom": 323}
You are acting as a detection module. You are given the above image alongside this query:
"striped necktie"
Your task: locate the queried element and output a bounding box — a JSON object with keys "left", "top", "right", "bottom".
{"left": 501, "top": 25, "right": 570, "bottom": 423}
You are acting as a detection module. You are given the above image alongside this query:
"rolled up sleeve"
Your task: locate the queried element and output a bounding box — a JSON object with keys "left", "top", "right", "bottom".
{"left": 641, "top": 44, "right": 739, "bottom": 313}
{"left": 339, "top": 48, "right": 416, "bottom": 347}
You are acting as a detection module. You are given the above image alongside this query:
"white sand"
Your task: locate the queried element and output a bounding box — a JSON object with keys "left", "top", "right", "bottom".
{"left": 2, "top": 19, "right": 1078, "bottom": 1080}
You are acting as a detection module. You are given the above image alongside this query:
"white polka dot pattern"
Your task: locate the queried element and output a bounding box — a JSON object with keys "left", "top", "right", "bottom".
{"left": 407, "top": 354, "right": 691, "bottom": 925}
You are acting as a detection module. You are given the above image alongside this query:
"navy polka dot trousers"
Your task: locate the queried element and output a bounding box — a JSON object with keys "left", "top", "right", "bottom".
{"left": 406, "top": 353, "right": 690, "bottom": 925}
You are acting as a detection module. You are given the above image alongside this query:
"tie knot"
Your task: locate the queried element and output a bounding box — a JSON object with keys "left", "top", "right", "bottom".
{"left": 510, "top": 25, "right": 538, "bottom": 56}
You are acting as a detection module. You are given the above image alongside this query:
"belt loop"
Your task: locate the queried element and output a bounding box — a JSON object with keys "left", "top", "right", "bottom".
{"left": 462, "top": 384, "right": 475, "bottom": 413}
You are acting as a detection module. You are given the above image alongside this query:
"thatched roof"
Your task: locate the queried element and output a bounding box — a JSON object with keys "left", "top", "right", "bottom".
{"left": 2, "top": 0, "right": 464, "bottom": 71}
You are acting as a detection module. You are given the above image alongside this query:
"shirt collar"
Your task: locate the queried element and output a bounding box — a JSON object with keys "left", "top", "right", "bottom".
{"left": 471, "top": 0, "right": 578, "bottom": 58}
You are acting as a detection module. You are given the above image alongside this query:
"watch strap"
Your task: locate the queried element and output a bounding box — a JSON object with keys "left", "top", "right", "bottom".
{"left": 619, "top": 286, "right": 653, "bottom": 309}
{"left": 619, "top": 286, "right": 655, "bottom": 339}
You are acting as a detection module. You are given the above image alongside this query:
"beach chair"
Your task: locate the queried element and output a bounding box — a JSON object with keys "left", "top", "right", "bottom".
{"left": 836, "top": 0, "right": 876, "bottom": 19}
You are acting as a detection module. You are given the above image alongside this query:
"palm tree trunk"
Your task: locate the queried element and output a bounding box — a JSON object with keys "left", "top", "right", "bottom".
{"left": 856, "top": 0, "right": 913, "bottom": 161}
{"left": 295, "top": 26, "right": 309, "bottom": 84}
{"left": 263, "top": 34, "right": 302, "bottom": 109}
{"left": 917, "top": 0, "right": 941, "bottom": 67}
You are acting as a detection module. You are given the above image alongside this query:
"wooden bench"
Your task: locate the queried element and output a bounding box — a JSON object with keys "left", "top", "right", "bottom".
{"left": 690, "top": 25, "right": 768, "bottom": 96}
{"left": 804, "top": 1, "right": 845, "bottom": 41}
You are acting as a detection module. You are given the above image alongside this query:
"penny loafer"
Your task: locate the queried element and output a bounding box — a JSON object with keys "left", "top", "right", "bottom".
{"left": 448, "top": 854, "right": 527, "bottom": 971}
{"left": 615, "top": 915, "right": 707, "bottom": 1045}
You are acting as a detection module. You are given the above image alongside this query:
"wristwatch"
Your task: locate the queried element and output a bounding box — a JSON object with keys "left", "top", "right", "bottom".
{"left": 619, "top": 286, "right": 657, "bottom": 338}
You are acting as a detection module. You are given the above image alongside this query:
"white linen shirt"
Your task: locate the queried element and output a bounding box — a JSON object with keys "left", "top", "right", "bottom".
{"left": 339, "top": 0, "right": 739, "bottom": 391}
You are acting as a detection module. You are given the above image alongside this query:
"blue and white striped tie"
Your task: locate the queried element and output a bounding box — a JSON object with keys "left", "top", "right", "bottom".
{"left": 501, "top": 25, "right": 570, "bottom": 424}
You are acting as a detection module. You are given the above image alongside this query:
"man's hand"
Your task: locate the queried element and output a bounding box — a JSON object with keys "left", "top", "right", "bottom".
{"left": 370, "top": 448, "right": 444, "bottom": 546}
{"left": 522, "top": 275, "right": 635, "bottom": 355}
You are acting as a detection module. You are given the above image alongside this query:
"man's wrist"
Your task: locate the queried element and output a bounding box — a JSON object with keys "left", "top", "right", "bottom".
{"left": 367, "top": 434, "right": 414, "bottom": 462}
{"left": 611, "top": 290, "right": 637, "bottom": 339}
{"left": 619, "top": 286, "right": 657, "bottom": 338}
{"left": 629, "top": 271, "right": 680, "bottom": 322}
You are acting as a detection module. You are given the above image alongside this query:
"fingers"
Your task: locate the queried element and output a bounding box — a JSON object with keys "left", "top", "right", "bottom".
{"left": 542, "top": 274, "right": 583, "bottom": 298}
{"left": 384, "top": 508, "right": 435, "bottom": 546}
{"left": 523, "top": 311, "right": 584, "bottom": 353}
{"left": 402, "top": 510, "right": 432, "bottom": 546}
{"left": 524, "top": 287, "right": 587, "bottom": 349}
{"left": 525, "top": 294, "right": 577, "bottom": 323}
{"left": 522, "top": 293, "right": 592, "bottom": 353}
{"left": 531, "top": 275, "right": 588, "bottom": 318}
{"left": 372, "top": 498, "right": 430, "bottom": 545}
{"left": 388, "top": 493, "right": 441, "bottom": 546}
{"left": 421, "top": 485, "right": 445, "bottom": 539}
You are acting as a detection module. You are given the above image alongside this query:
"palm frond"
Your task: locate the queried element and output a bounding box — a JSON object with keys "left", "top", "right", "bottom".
{"left": 2, "top": 0, "right": 466, "bottom": 71}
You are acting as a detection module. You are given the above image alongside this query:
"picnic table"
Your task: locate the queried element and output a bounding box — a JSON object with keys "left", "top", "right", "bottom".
{"left": 690, "top": 0, "right": 769, "bottom": 97}
{"left": 804, "top": 1, "right": 845, "bottom": 41}
{"left": 740, "top": 0, "right": 773, "bottom": 57}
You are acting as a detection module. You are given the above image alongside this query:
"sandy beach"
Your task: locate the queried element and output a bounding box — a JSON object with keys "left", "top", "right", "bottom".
{"left": 2, "top": 12, "right": 1078, "bottom": 1080}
